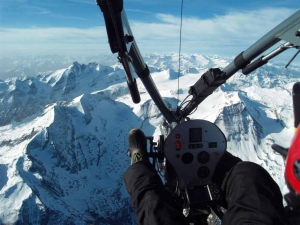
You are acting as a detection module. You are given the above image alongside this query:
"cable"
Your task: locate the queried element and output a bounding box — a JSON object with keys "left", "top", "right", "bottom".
{"left": 179, "top": 94, "right": 191, "bottom": 108}
{"left": 188, "top": 105, "right": 198, "bottom": 116}
{"left": 177, "top": 0, "right": 184, "bottom": 115}
{"left": 285, "top": 49, "right": 300, "bottom": 68}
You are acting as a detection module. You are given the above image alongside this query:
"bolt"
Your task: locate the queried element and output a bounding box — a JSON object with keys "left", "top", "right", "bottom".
{"left": 294, "top": 159, "right": 300, "bottom": 180}
{"left": 124, "top": 35, "right": 134, "bottom": 43}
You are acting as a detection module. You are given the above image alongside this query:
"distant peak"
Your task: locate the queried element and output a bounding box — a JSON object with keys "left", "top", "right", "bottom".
{"left": 72, "top": 61, "right": 80, "bottom": 67}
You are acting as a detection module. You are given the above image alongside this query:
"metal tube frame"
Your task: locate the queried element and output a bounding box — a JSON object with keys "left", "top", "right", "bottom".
{"left": 98, "top": 0, "right": 300, "bottom": 126}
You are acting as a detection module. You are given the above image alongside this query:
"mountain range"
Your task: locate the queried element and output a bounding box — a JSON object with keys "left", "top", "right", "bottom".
{"left": 0, "top": 53, "right": 299, "bottom": 224}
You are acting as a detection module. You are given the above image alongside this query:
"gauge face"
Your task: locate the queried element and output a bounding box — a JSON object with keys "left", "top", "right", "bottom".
{"left": 198, "top": 151, "right": 210, "bottom": 164}
{"left": 197, "top": 166, "right": 210, "bottom": 178}
{"left": 182, "top": 152, "right": 194, "bottom": 164}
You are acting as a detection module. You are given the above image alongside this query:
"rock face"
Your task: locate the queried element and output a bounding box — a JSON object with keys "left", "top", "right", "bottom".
{"left": 0, "top": 54, "right": 299, "bottom": 224}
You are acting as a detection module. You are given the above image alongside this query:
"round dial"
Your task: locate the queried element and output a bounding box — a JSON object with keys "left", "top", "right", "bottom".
{"left": 182, "top": 152, "right": 194, "bottom": 164}
{"left": 198, "top": 151, "right": 210, "bottom": 164}
{"left": 197, "top": 166, "right": 210, "bottom": 178}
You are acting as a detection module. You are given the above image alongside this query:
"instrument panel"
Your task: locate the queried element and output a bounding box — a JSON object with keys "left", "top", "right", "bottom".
{"left": 164, "top": 120, "right": 227, "bottom": 190}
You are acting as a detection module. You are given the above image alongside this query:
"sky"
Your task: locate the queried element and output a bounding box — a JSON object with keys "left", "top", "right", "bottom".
{"left": 0, "top": 0, "right": 299, "bottom": 60}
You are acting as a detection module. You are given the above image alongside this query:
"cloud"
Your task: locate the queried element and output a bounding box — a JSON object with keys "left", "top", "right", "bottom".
{"left": 22, "top": 6, "right": 51, "bottom": 15}
{"left": 0, "top": 7, "right": 298, "bottom": 58}
{"left": 0, "top": 27, "right": 107, "bottom": 42}
{"left": 126, "top": 9, "right": 152, "bottom": 14}
{"left": 131, "top": 8, "right": 297, "bottom": 54}
{"left": 0, "top": 27, "right": 110, "bottom": 56}
{"left": 50, "top": 14, "right": 90, "bottom": 21}
{"left": 66, "top": 0, "right": 96, "bottom": 5}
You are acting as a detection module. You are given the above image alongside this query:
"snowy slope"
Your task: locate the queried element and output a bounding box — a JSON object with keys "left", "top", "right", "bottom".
{"left": 0, "top": 54, "right": 299, "bottom": 224}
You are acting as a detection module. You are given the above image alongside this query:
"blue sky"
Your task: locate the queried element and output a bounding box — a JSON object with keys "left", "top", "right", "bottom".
{"left": 0, "top": 0, "right": 299, "bottom": 59}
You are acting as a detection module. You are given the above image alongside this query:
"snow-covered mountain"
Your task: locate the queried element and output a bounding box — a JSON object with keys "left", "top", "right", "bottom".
{"left": 0, "top": 54, "right": 299, "bottom": 224}
{"left": 0, "top": 55, "right": 118, "bottom": 80}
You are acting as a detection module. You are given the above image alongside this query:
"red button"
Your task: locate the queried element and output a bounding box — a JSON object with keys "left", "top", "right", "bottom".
{"left": 176, "top": 141, "right": 182, "bottom": 150}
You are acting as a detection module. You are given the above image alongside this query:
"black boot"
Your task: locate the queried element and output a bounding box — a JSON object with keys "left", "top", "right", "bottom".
{"left": 128, "top": 128, "right": 148, "bottom": 164}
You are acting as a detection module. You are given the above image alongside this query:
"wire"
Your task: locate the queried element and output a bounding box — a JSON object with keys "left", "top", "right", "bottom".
{"left": 285, "top": 49, "right": 300, "bottom": 68}
{"left": 177, "top": 0, "right": 184, "bottom": 114}
{"left": 188, "top": 105, "right": 198, "bottom": 116}
{"left": 179, "top": 94, "right": 191, "bottom": 108}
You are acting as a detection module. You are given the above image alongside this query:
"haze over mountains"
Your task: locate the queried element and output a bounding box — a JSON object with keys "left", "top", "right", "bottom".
{"left": 0, "top": 54, "right": 299, "bottom": 224}
{"left": 0, "top": 55, "right": 118, "bottom": 80}
{"left": 1, "top": 54, "right": 299, "bottom": 81}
